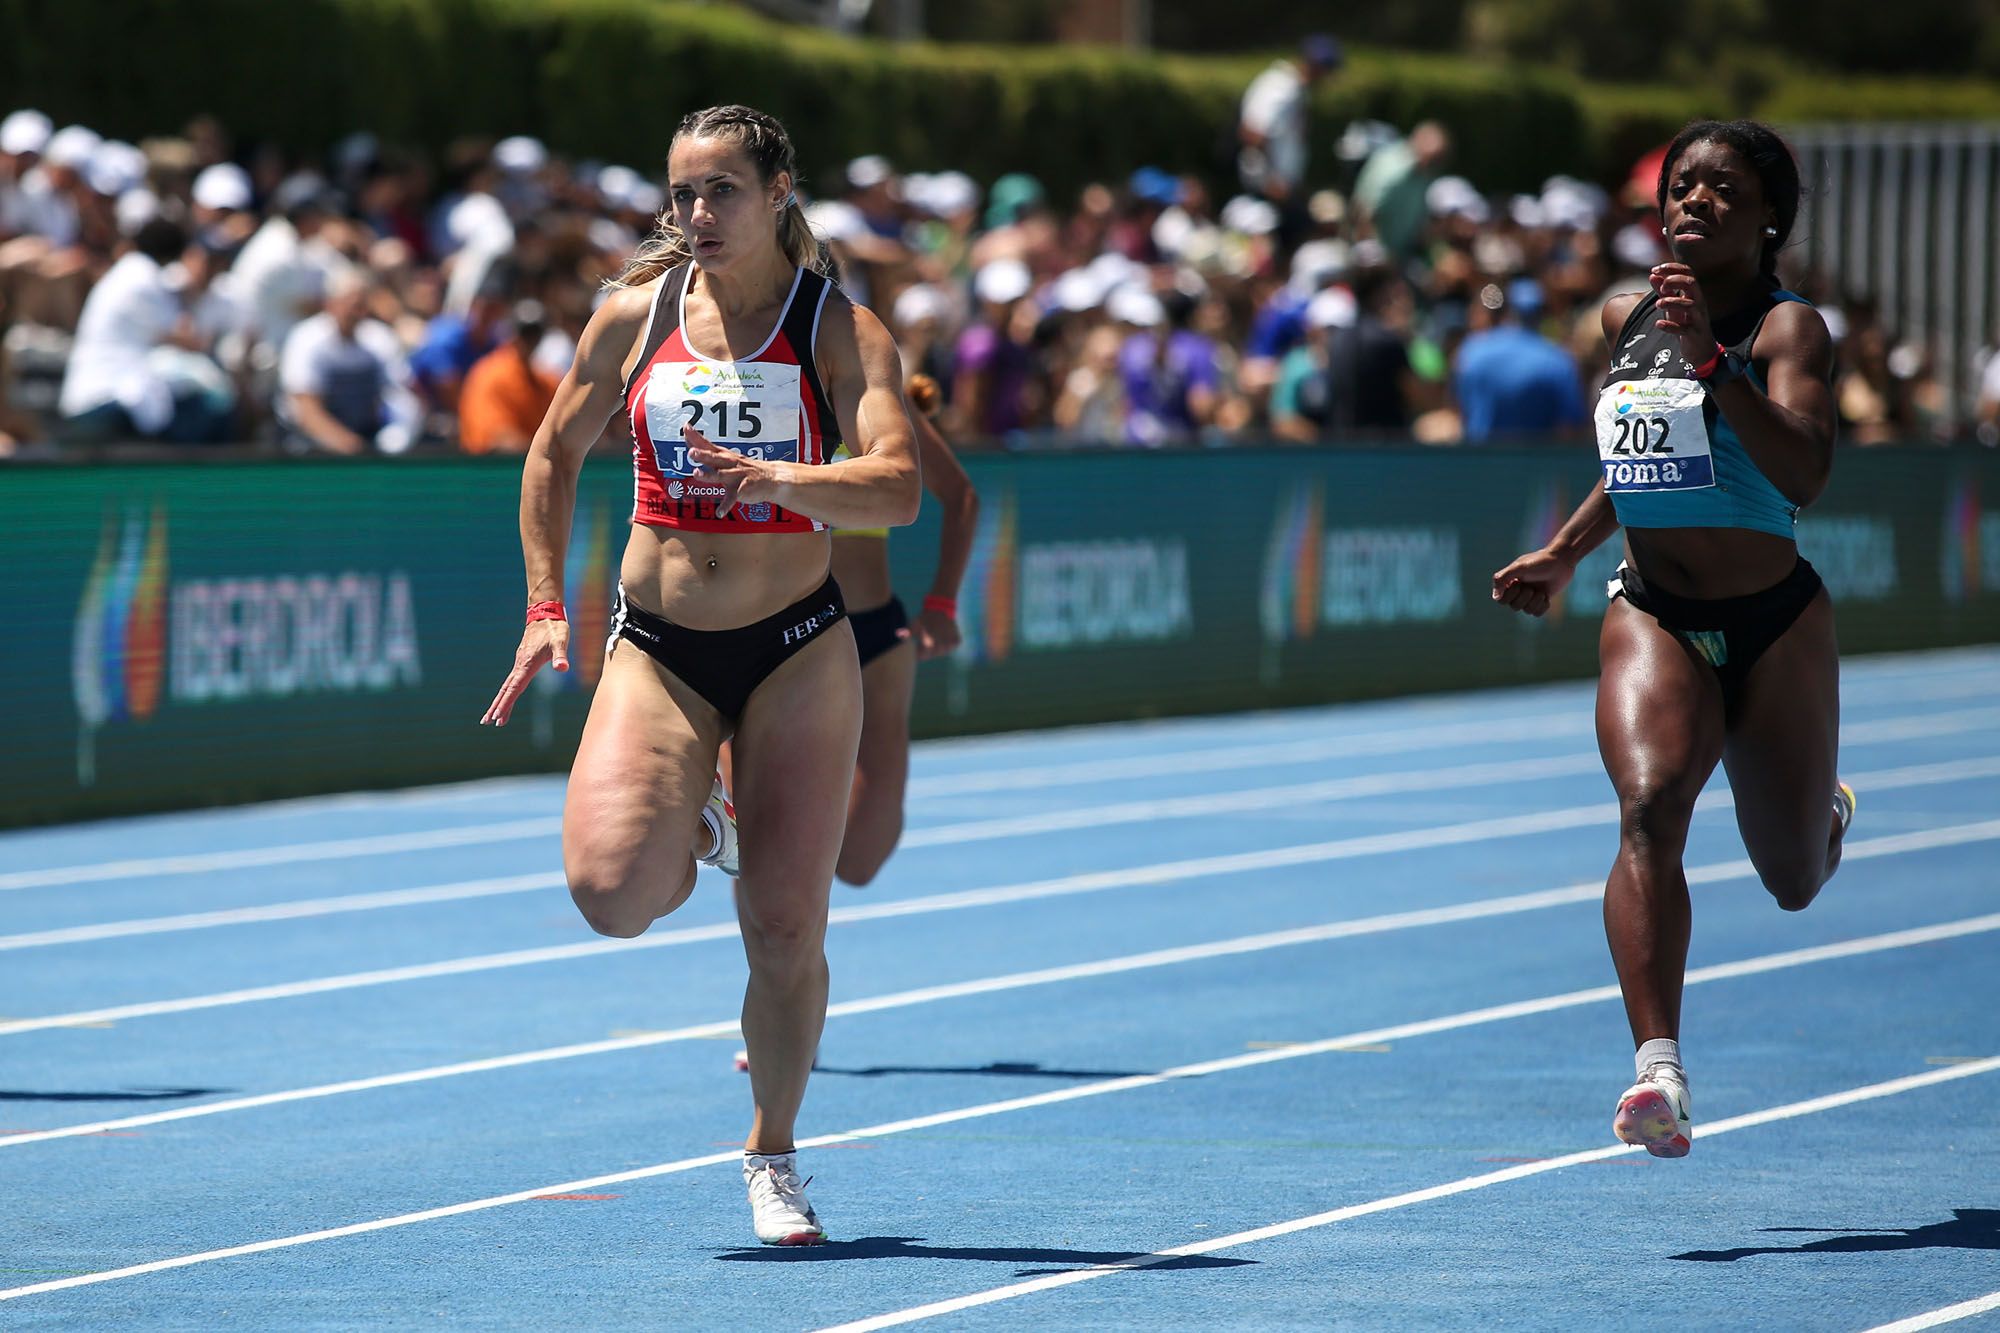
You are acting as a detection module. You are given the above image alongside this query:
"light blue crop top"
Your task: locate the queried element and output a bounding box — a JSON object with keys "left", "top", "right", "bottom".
{"left": 1593, "top": 287, "right": 1810, "bottom": 539}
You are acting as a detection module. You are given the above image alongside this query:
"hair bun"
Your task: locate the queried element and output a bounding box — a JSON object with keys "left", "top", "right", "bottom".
{"left": 906, "top": 372, "right": 942, "bottom": 417}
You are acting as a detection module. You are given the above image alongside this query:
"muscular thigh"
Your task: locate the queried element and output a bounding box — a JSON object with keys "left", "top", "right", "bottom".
{"left": 1596, "top": 598, "right": 1727, "bottom": 810}
{"left": 1721, "top": 591, "right": 1839, "bottom": 862}
{"left": 731, "top": 623, "right": 864, "bottom": 916}
{"left": 563, "top": 639, "right": 724, "bottom": 889}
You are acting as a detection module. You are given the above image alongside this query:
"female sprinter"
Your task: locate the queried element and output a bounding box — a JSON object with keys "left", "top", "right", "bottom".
{"left": 481, "top": 104, "right": 920, "bottom": 1244}
{"left": 1490, "top": 120, "right": 1853, "bottom": 1159}
{"left": 726, "top": 373, "right": 977, "bottom": 1073}
{"left": 826, "top": 372, "right": 979, "bottom": 886}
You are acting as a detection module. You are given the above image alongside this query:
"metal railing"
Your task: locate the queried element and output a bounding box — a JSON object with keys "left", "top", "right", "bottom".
{"left": 1787, "top": 123, "right": 2000, "bottom": 433}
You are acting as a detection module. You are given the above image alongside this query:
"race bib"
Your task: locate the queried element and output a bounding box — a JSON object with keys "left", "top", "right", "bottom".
{"left": 1595, "top": 378, "right": 1713, "bottom": 493}
{"left": 643, "top": 360, "right": 803, "bottom": 477}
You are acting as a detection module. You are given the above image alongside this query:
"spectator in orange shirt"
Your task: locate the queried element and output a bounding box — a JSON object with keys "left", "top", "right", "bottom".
{"left": 457, "top": 299, "right": 558, "bottom": 453}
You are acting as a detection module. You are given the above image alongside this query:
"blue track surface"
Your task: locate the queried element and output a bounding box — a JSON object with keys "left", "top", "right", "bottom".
{"left": 2, "top": 648, "right": 1997, "bottom": 1331}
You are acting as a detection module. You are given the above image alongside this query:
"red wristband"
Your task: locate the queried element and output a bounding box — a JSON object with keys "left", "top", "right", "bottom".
{"left": 922, "top": 595, "right": 957, "bottom": 618}
{"left": 526, "top": 600, "right": 567, "bottom": 623}
{"left": 1688, "top": 342, "right": 1725, "bottom": 379}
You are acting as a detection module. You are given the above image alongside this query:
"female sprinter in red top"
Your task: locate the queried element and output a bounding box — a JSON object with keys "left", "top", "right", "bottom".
{"left": 482, "top": 104, "right": 920, "bottom": 1246}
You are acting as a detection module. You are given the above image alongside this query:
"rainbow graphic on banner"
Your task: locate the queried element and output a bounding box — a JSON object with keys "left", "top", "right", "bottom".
{"left": 1519, "top": 480, "right": 1569, "bottom": 623}
{"left": 1941, "top": 474, "right": 1982, "bottom": 603}
{"left": 954, "top": 489, "right": 1016, "bottom": 666}
{"left": 1259, "top": 483, "right": 1322, "bottom": 645}
{"left": 71, "top": 503, "right": 170, "bottom": 784}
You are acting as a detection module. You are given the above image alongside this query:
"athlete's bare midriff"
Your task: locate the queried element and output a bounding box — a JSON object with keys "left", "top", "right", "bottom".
{"left": 829, "top": 533, "right": 892, "bottom": 609}
{"left": 1622, "top": 525, "right": 1799, "bottom": 600}
{"left": 620, "top": 525, "right": 832, "bottom": 630}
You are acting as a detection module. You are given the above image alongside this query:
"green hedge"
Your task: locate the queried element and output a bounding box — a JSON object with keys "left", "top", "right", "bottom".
{"left": 0, "top": 0, "right": 1989, "bottom": 201}
{"left": 0, "top": 0, "right": 1603, "bottom": 194}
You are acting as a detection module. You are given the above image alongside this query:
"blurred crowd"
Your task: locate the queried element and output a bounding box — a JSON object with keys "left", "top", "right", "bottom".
{"left": 0, "top": 41, "right": 1985, "bottom": 458}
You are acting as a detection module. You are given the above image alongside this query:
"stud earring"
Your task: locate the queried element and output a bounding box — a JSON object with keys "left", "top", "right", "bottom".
{"left": 1660, "top": 226, "right": 1668, "bottom": 237}
{"left": 1762, "top": 226, "right": 1778, "bottom": 237}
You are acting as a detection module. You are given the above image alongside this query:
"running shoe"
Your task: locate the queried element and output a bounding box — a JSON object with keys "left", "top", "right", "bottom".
{"left": 697, "top": 773, "right": 740, "bottom": 878}
{"left": 1835, "top": 781, "right": 1857, "bottom": 837}
{"left": 732, "top": 1049, "right": 750, "bottom": 1072}
{"left": 1614, "top": 1063, "right": 1692, "bottom": 1158}
{"left": 744, "top": 1151, "right": 825, "bottom": 1246}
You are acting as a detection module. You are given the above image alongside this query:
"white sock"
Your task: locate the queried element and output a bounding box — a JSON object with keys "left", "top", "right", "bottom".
{"left": 1636, "top": 1037, "right": 1682, "bottom": 1079}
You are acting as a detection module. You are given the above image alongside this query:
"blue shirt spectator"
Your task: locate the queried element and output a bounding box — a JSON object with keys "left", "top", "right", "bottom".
{"left": 1453, "top": 281, "right": 1586, "bottom": 442}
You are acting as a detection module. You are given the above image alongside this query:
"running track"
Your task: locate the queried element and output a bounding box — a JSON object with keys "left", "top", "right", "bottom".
{"left": 1, "top": 647, "right": 1996, "bottom": 1330}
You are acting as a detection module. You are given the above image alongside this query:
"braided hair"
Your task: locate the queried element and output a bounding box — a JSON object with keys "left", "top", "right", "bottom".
{"left": 611, "top": 104, "right": 828, "bottom": 288}
{"left": 1656, "top": 119, "right": 1802, "bottom": 281}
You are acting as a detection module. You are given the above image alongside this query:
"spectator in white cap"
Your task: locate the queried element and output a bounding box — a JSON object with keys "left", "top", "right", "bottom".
{"left": 954, "top": 258, "right": 1039, "bottom": 438}
{"left": 58, "top": 215, "right": 233, "bottom": 443}
{"left": 1115, "top": 286, "right": 1221, "bottom": 446}
{"left": 1353, "top": 120, "right": 1451, "bottom": 261}
{"left": 230, "top": 173, "right": 349, "bottom": 370}
{"left": 1272, "top": 266, "right": 1417, "bottom": 442}
{"left": 830, "top": 154, "right": 912, "bottom": 308}
{"left": 0, "top": 110, "right": 52, "bottom": 243}
{"left": 0, "top": 123, "right": 104, "bottom": 329}
{"left": 278, "top": 265, "right": 419, "bottom": 455}
{"left": 492, "top": 134, "right": 549, "bottom": 216}
{"left": 889, "top": 280, "right": 956, "bottom": 387}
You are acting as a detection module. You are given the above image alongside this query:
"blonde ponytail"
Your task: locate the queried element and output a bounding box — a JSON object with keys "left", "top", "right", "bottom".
{"left": 606, "top": 104, "right": 829, "bottom": 290}
{"left": 608, "top": 210, "right": 691, "bottom": 290}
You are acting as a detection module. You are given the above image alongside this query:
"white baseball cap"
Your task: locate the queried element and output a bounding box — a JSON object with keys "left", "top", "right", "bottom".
{"left": 192, "top": 162, "right": 253, "bottom": 212}
{"left": 594, "top": 164, "right": 641, "bottom": 208}
{"left": 1049, "top": 267, "right": 1106, "bottom": 314}
{"left": 0, "top": 109, "right": 52, "bottom": 156}
{"left": 1107, "top": 285, "right": 1165, "bottom": 328}
{"left": 115, "top": 187, "right": 161, "bottom": 235}
{"left": 892, "top": 282, "right": 951, "bottom": 329}
{"left": 87, "top": 141, "right": 147, "bottom": 198}
{"left": 494, "top": 135, "right": 547, "bottom": 174}
{"left": 846, "top": 154, "right": 894, "bottom": 191}
{"left": 973, "top": 258, "right": 1033, "bottom": 306}
{"left": 1219, "top": 194, "right": 1279, "bottom": 236}
{"left": 43, "top": 124, "right": 101, "bottom": 171}
{"left": 1306, "top": 285, "right": 1358, "bottom": 330}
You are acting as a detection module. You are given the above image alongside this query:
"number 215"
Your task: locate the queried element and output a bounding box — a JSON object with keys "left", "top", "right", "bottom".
{"left": 682, "top": 398, "right": 764, "bottom": 437}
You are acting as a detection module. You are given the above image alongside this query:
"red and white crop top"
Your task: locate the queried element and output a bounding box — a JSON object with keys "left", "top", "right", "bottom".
{"left": 623, "top": 263, "right": 843, "bottom": 533}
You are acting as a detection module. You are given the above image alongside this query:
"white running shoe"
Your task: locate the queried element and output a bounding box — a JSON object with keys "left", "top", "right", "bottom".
{"left": 697, "top": 774, "right": 739, "bottom": 878}
{"left": 744, "top": 1151, "right": 825, "bottom": 1246}
{"left": 1835, "top": 781, "right": 1857, "bottom": 837}
{"left": 732, "top": 1049, "right": 750, "bottom": 1072}
{"left": 1614, "top": 1063, "right": 1692, "bottom": 1158}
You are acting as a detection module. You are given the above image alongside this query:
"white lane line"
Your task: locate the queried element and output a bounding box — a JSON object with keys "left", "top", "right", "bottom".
{"left": 0, "top": 874, "right": 565, "bottom": 952}
{"left": 906, "top": 740, "right": 2000, "bottom": 849}
{"left": 907, "top": 698, "right": 2000, "bottom": 801}
{"left": 8, "top": 689, "right": 1995, "bottom": 893}
{"left": 0, "top": 808, "right": 1620, "bottom": 1037}
{"left": 6, "top": 742, "right": 1998, "bottom": 1035}
{"left": 908, "top": 714, "right": 1590, "bottom": 797}
{"left": 1862, "top": 1290, "right": 2000, "bottom": 1333}
{"left": 817, "top": 1055, "right": 2000, "bottom": 1333}
{"left": 901, "top": 752, "right": 1603, "bottom": 847}
{"left": 2, "top": 918, "right": 1991, "bottom": 1304}
{"left": 0, "top": 818, "right": 563, "bottom": 893}
{"left": 7, "top": 827, "right": 1997, "bottom": 1149}
{"left": 10, "top": 721, "right": 1995, "bottom": 956}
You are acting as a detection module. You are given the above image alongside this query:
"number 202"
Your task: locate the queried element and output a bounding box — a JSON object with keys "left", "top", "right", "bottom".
{"left": 1610, "top": 414, "right": 1674, "bottom": 456}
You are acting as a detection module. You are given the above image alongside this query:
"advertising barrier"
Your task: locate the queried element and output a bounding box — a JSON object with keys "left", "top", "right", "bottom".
{"left": 10, "top": 446, "right": 1998, "bottom": 825}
